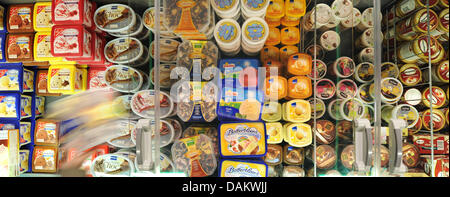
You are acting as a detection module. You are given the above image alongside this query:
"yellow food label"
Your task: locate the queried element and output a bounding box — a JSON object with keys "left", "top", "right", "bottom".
{"left": 220, "top": 122, "right": 266, "bottom": 157}
{"left": 266, "top": 122, "right": 283, "bottom": 144}
{"left": 220, "top": 160, "right": 266, "bottom": 177}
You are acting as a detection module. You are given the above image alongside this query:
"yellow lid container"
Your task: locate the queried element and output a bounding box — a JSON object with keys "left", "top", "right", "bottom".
{"left": 34, "top": 32, "right": 64, "bottom": 62}
{"left": 285, "top": 0, "right": 306, "bottom": 18}
{"left": 260, "top": 45, "right": 280, "bottom": 62}
{"left": 262, "top": 102, "right": 282, "bottom": 122}
{"left": 280, "top": 27, "right": 300, "bottom": 45}
{"left": 47, "top": 65, "right": 80, "bottom": 94}
{"left": 265, "top": 27, "right": 281, "bottom": 46}
{"left": 287, "top": 76, "right": 312, "bottom": 99}
{"left": 266, "top": 122, "right": 283, "bottom": 144}
{"left": 285, "top": 123, "right": 312, "bottom": 148}
{"left": 266, "top": 0, "right": 285, "bottom": 19}
{"left": 264, "top": 76, "right": 287, "bottom": 100}
{"left": 284, "top": 99, "right": 311, "bottom": 123}
{"left": 33, "top": 2, "right": 54, "bottom": 32}
{"left": 280, "top": 45, "right": 299, "bottom": 65}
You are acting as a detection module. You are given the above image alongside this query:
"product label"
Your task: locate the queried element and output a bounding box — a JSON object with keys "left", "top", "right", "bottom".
{"left": 96, "top": 5, "right": 132, "bottom": 30}
{"left": 36, "top": 34, "right": 52, "bottom": 58}
{"left": 0, "top": 69, "right": 20, "bottom": 91}
{"left": 400, "top": 65, "right": 421, "bottom": 85}
{"left": 245, "top": 21, "right": 266, "bottom": 42}
{"left": 36, "top": 4, "right": 53, "bottom": 28}
{"left": 220, "top": 122, "right": 266, "bottom": 157}
{"left": 33, "top": 148, "right": 56, "bottom": 171}
{"left": 221, "top": 161, "right": 266, "bottom": 177}
{"left": 9, "top": 7, "right": 32, "bottom": 30}
{"left": 49, "top": 68, "right": 72, "bottom": 90}
{"left": 0, "top": 96, "right": 17, "bottom": 118}
{"left": 54, "top": 0, "right": 81, "bottom": 21}
{"left": 35, "top": 121, "right": 57, "bottom": 144}
{"left": 53, "top": 28, "right": 80, "bottom": 54}
{"left": 8, "top": 35, "right": 32, "bottom": 59}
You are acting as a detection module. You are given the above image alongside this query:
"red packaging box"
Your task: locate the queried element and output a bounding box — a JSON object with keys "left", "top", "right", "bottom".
{"left": 412, "top": 134, "right": 449, "bottom": 155}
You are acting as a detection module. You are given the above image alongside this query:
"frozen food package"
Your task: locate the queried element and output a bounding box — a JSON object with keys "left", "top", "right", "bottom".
{"left": 182, "top": 126, "right": 218, "bottom": 157}
{"left": 171, "top": 134, "right": 217, "bottom": 177}
{"left": 0, "top": 5, "right": 6, "bottom": 34}
{"left": 0, "top": 34, "right": 5, "bottom": 62}
{"left": 131, "top": 90, "right": 174, "bottom": 119}
{"left": 34, "top": 32, "right": 64, "bottom": 62}
{"left": 34, "top": 119, "right": 60, "bottom": 146}
{"left": 104, "top": 37, "right": 148, "bottom": 66}
{"left": 32, "top": 146, "right": 58, "bottom": 173}
{"left": 219, "top": 122, "right": 267, "bottom": 158}
{"left": 51, "top": 25, "right": 93, "bottom": 59}
{"left": 262, "top": 102, "right": 282, "bottom": 123}
{"left": 53, "top": 0, "right": 93, "bottom": 28}
{"left": 176, "top": 82, "right": 218, "bottom": 122}
{"left": 163, "top": 0, "right": 211, "bottom": 39}
{"left": 177, "top": 40, "right": 219, "bottom": 73}
{"left": 264, "top": 144, "right": 282, "bottom": 165}
{"left": 264, "top": 76, "right": 287, "bottom": 101}
{"left": 6, "top": 33, "right": 34, "bottom": 62}
{"left": 283, "top": 99, "right": 311, "bottom": 123}
{"left": 284, "top": 123, "right": 312, "bottom": 148}
{"left": 7, "top": 4, "right": 34, "bottom": 33}
{"left": 283, "top": 144, "right": 305, "bottom": 165}
{"left": 36, "top": 70, "right": 62, "bottom": 96}
{"left": 219, "top": 159, "right": 268, "bottom": 177}
{"left": 287, "top": 76, "right": 312, "bottom": 99}
{"left": 90, "top": 153, "right": 135, "bottom": 177}
{"left": 217, "top": 85, "right": 264, "bottom": 122}
{"left": 34, "top": 96, "right": 45, "bottom": 118}
{"left": 150, "top": 38, "right": 180, "bottom": 63}
{"left": 47, "top": 65, "right": 86, "bottom": 95}
{"left": 143, "top": 7, "right": 178, "bottom": 38}
{"left": 34, "top": 2, "right": 54, "bottom": 32}
{"left": 0, "top": 64, "right": 34, "bottom": 93}
{"left": 150, "top": 64, "right": 177, "bottom": 89}
{"left": 266, "top": 122, "right": 283, "bottom": 144}
{"left": 261, "top": 45, "right": 279, "bottom": 62}
{"left": 19, "top": 149, "right": 30, "bottom": 174}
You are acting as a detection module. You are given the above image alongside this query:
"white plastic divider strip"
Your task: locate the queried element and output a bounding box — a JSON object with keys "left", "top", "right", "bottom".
{"left": 373, "top": 0, "right": 383, "bottom": 177}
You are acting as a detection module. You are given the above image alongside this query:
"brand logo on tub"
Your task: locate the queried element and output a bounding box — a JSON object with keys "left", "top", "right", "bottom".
{"left": 224, "top": 164, "right": 262, "bottom": 177}
{"left": 224, "top": 125, "right": 261, "bottom": 141}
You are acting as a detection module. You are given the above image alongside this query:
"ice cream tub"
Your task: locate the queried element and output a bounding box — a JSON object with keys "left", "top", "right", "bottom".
{"left": 358, "top": 83, "right": 374, "bottom": 104}
{"left": 0, "top": 64, "right": 33, "bottom": 93}
{"left": 51, "top": 25, "right": 93, "bottom": 59}
{"left": 94, "top": 4, "right": 136, "bottom": 33}
{"left": 131, "top": 90, "right": 174, "bottom": 119}
{"left": 0, "top": 5, "right": 6, "bottom": 34}
{"left": 422, "top": 86, "right": 446, "bottom": 109}
{"left": 282, "top": 166, "right": 305, "bottom": 177}
{"left": 305, "top": 44, "right": 325, "bottom": 60}
{"left": 264, "top": 75, "right": 287, "bottom": 100}
{"left": 52, "top": 0, "right": 93, "bottom": 28}
{"left": 32, "top": 146, "right": 58, "bottom": 173}
{"left": 108, "top": 14, "right": 146, "bottom": 38}
{"left": 381, "top": 62, "right": 400, "bottom": 78}
{"left": 264, "top": 144, "right": 282, "bottom": 165}
{"left": 358, "top": 47, "right": 374, "bottom": 63}
{"left": 340, "top": 8, "right": 361, "bottom": 29}
{"left": 315, "top": 145, "right": 337, "bottom": 169}
{"left": 263, "top": 59, "right": 284, "bottom": 77}
{"left": 279, "top": 45, "right": 298, "bottom": 65}
{"left": 392, "top": 104, "right": 419, "bottom": 129}
{"left": 266, "top": 122, "right": 283, "bottom": 144}
{"left": 331, "top": 0, "right": 353, "bottom": 20}
{"left": 150, "top": 64, "right": 177, "bottom": 89}
{"left": 176, "top": 82, "right": 218, "bottom": 122}
{"left": 104, "top": 37, "right": 145, "bottom": 66}
{"left": 217, "top": 85, "right": 263, "bottom": 122}
{"left": 47, "top": 65, "right": 86, "bottom": 94}
{"left": 308, "top": 59, "right": 327, "bottom": 80}
{"left": 341, "top": 145, "right": 355, "bottom": 170}
{"left": 315, "top": 120, "right": 336, "bottom": 145}
{"left": 242, "top": 17, "right": 269, "bottom": 46}
{"left": 423, "top": 60, "right": 449, "bottom": 83}
{"left": 320, "top": 30, "right": 340, "bottom": 51}
{"left": 286, "top": 76, "right": 312, "bottom": 100}
{"left": 177, "top": 40, "right": 219, "bottom": 73}
{"left": 355, "top": 28, "right": 379, "bottom": 49}
{"left": 219, "top": 159, "right": 268, "bottom": 177}
{"left": 396, "top": 9, "right": 439, "bottom": 41}
{"left": 330, "top": 56, "right": 355, "bottom": 78}
{"left": 399, "top": 64, "right": 422, "bottom": 87}
{"left": 340, "top": 98, "right": 365, "bottom": 121}
{"left": 284, "top": 0, "right": 306, "bottom": 19}
{"left": 219, "top": 122, "right": 267, "bottom": 158}
{"left": 266, "top": 0, "right": 285, "bottom": 20}
{"left": 430, "top": 8, "right": 449, "bottom": 37}
{"left": 150, "top": 38, "right": 180, "bottom": 63}
{"left": 354, "top": 62, "right": 374, "bottom": 83}
{"left": 302, "top": 3, "right": 331, "bottom": 31}
{"left": 106, "top": 120, "right": 137, "bottom": 149}
{"left": 241, "top": 0, "right": 270, "bottom": 18}
{"left": 6, "top": 33, "right": 34, "bottom": 62}
{"left": 90, "top": 153, "right": 135, "bottom": 177}
{"left": 34, "top": 32, "right": 63, "bottom": 62}
{"left": 142, "top": 7, "right": 178, "bottom": 39}
{"left": 396, "top": 0, "right": 439, "bottom": 17}
{"left": 282, "top": 144, "right": 305, "bottom": 165}
{"left": 381, "top": 78, "right": 403, "bottom": 104}
{"left": 7, "top": 4, "right": 34, "bottom": 33}
{"left": 328, "top": 99, "right": 345, "bottom": 120}
{"left": 212, "top": 0, "right": 240, "bottom": 19}
{"left": 104, "top": 65, "right": 143, "bottom": 93}
{"left": 280, "top": 27, "right": 300, "bottom": 46}
{"left": 336, "top": 79, "right": 357, "bottom": 100}
{"left": 308, "top": 98, "right": 326, "bottom": 119}
{"left": 397, "top": 35, "right": 440, "bottom": 64}
{"left": 33, "top": 2, "right": 54, "bottom": 32}
{"left": 356, "top": 7, "right": 382, "bottom": 32}
{"left": 262, "top": 102, "right": 282, "bottom": 122}
{"left": 287, "top": 53, "right": 312, "bottom": 76}
{"left": 182, "top": 126, "right": 219, "bottom": 157}
{"left": 363, "top": 105, "right": 375, "bottom": 124}
{"left": 265, "top": 27, "right": 280, "bottom": 46}
{"left": 283, "top": 99, "right": 311, "bottom": 123}
{"left": 214, "top": 18, "right": 242, "bottom": 52}
{"left": 172, "top": 134, "right": 217, "bottom": 177}
{"left": 401, "top": 88, "right": 422, "bottom": 106}
{"left": 421, "top": 109, "right": 446, "bottom": 131}
{"left": 316, "top": 78, "right": 336, "bottom": 100}
{"left": 34, "top": 96, "right": 45, "bottom": 118}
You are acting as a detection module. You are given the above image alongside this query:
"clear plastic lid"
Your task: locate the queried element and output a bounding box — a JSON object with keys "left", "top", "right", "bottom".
{"left": 94, "top": 4, "right": 136, "bottom": 33}
{"left": 176, "top": 40, "right": 219, "bottom": 72}
{"left": 331, "top": 0, "right": 353, "bottom": 20}
{"left": 242, "top": 17, "right": 270, "bottom": 45}
{"left": 104, "top": 65, "right": 143, "bottom": 93}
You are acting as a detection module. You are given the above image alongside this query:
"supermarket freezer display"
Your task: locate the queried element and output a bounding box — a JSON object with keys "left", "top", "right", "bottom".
{"left": 0, "top": 0, "right": 448, "bottom": 177}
